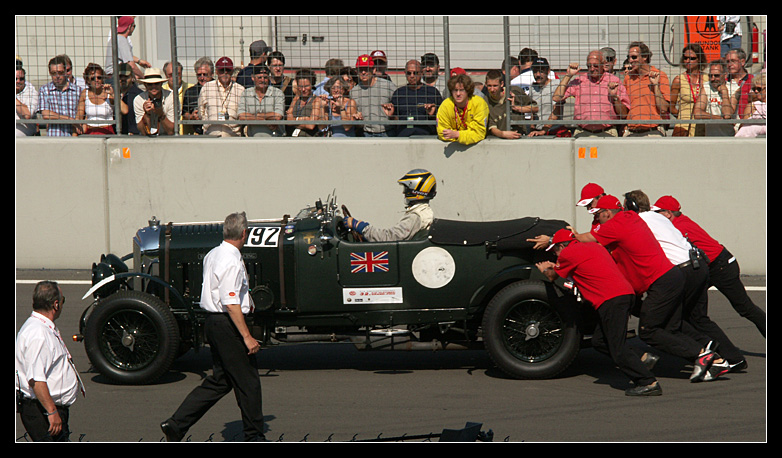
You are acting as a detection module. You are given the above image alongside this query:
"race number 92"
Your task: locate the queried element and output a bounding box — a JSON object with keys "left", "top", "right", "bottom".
{"left": 245, "top": 226, "right": 280, "bottom": 247}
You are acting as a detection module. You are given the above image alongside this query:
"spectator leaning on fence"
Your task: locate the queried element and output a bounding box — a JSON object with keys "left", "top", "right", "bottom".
{"left": 669, "top": 44, "right": 708, "bottom": 137}
{"left": 267, "top": 51, "right": 295, "bottom": 114}
{"left": 134, "top": 68, "right": 175, "bottom": 136}
{"left": 388, "top": 59, "right": 444, "bottom": 137}
{"left": 552, "top": 50, "right": 630, "bottom": 138}
{"left": 421, "top": 53, "right": 447, "bottom": 97}
{"left": 484, "top": 68, "right": 535, "bottom": 139}
{"left": 163, "top": 61, "right": 193, "bottom": 135}
{"left": 182, "top": 57, "right": 214, "bottom": 135}
{"left": 735, "top": 72, "right": 766, "bottom": 138}
{"left": 351, "top": 54, "right": 397, "bottom": 137}
{"left": 117, "top": 63, "right": 142, "bottom": 135}
{"left": 623, "top": 41, "right": 670, "bottom": 137}
{"left": 38, "top": 55, "right": 83, "bottom": 136}
{"left": 693, "top": 60, "right": 738, "bottom": 137}
{"left": 238, "top": 64, "right": 286, "bottom": 137}
{"left": 76, "top": 63, "right": 115, "bottom": 135}
{"left": 16, "top": 67, "right": 38, "bottom": 137}
{"left": 286, "top": 69, "right": 323, "bottom": 137}
{"left": 198, "top": 57, "right": 245, "bottom": 137}
{"left": 725, "top": 49, "right": 754, "bottom": 118}
{"left": 436, "top": 73, "right": 489, "bottom": 145}
{"left": 527, "top": 57, "right": 565, "bottom": 137}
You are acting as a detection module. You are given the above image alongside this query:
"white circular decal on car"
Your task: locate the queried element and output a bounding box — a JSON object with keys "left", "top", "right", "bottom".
{"left": 412, "top": 247, "right": 456, "bottom": 289}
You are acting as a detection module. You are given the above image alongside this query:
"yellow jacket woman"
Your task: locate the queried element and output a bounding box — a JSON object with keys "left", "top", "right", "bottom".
{"left": 436, "top": 73, "right": 489, "bottom": 145}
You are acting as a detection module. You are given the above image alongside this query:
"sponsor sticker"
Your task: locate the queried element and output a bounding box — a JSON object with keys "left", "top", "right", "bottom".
{"left": 342, "top": 287, "right": 403, "bottom": 304}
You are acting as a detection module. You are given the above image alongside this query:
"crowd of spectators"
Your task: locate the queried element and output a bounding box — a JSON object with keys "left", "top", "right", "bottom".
{"left": 16, "top": 17, "right": 766, "bottom": 142}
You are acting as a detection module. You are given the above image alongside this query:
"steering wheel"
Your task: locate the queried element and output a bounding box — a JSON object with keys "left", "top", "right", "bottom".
{"left": 341, "top": 204, "right": 364, "bottom": 242}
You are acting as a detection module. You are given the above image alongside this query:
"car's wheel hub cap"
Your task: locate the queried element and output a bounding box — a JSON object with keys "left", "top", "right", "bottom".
{"left": 525, "top": 322, "right": 540, "bottom": 340}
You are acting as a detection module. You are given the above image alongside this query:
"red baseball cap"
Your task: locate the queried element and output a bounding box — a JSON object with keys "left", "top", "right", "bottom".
{"left": 370, "top": 50, "right": 387, "bottom": 61}
{"left": 588, "top": 195, "right": 622, "bottom": 214}
{"left": 577, "top": 183, "right": 605, "bottom": 206}
{"left": 216, "top": 56, "right": 234, "bottom": 71}
{"left": 450, "top": 67, "right": 467, "bottom": 76}
{"left": 546, "top": 229, "right": 576, "bottom": 251}
{"left": 356, "top": 54, "right": 374, "bottom": 68}
{"left": 650, "top": 195, "right": 681, "bottom": 212}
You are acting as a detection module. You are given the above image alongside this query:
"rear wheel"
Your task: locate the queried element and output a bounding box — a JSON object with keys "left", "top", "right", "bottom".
{"left": 482, "top": 280, "right": 581, "bottom": 379}
{"left": 84, "top": 290, "right": 180, "bottom": 385}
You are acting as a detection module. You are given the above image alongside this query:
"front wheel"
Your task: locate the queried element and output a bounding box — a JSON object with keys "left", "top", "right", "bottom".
{"left": 83, "top": 290, "right": 180, "bottom": 385}
{"left": 482, "top": 280, "right": 581, "bottom": 379}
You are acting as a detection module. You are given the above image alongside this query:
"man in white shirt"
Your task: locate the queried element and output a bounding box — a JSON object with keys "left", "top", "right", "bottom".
{"left": 16, "top": 281, "right": 84, "bottom": 441}
{"left": 161, "top": 212, "right": 266, "bottom": 442}
{"left": 16, "top": 67, "right": 38, "bottom": 136}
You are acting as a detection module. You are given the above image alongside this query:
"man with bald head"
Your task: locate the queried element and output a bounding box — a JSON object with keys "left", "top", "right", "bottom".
{"left": 388, "top": 59, "right": 443, "bottom": 136}
{"left": 553, "top": 50, "right": 630, "bottom": 137}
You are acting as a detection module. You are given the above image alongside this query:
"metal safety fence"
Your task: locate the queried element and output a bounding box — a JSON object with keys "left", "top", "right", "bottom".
{"left": 16, "top": 15, "right": 766, "bottom": 138}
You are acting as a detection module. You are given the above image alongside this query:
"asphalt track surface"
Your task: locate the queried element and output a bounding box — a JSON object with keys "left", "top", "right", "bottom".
{"left": 15, "top": 270, "right": 766, "bottom": 443}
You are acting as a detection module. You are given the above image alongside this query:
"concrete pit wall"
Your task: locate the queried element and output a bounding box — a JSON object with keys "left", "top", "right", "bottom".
{"left": 15, "top": 136, "right": 766, "bottom": 275}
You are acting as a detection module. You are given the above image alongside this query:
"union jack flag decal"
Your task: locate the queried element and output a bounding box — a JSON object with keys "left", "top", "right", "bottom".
{"left": 350, "top": 251, "right": 390, "bottom": 273}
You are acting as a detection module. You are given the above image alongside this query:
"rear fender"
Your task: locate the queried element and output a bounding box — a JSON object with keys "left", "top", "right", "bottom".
{"left": 468, "top": 264, "right": 536, "bottom": 314}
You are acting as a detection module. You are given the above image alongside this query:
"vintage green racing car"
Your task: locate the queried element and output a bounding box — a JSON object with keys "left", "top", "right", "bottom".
{"left": 75, "top": 193, "right": 598, "bottom": 385}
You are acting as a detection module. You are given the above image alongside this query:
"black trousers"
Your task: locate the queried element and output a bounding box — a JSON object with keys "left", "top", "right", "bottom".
{"left": 680, "top": 262, "right": 743, "bottom": 363}
{"left": 709, "top": 248, "right": 766, "bottom": 337}
{"left": 169, "top": 313, "right": 265, "bottom": 441}
{"left": 592, "top": 294, "right": 657, "bottom": 386}
{"left": 638, "top": 267, "right": 703, "bottom": 361}
{"left": 18, "top": 397, "right": 70, "bottom": 442}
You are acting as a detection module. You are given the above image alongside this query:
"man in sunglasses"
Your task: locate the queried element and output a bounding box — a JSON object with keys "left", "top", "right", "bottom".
{"left": 623, "top": 41, "right": 670, "bottom": 136}
{"left": 388, "top": 59, "right": 443, "bottom": 136}
{"left": 198, "top": 56, "right": 245, "bottom": 137}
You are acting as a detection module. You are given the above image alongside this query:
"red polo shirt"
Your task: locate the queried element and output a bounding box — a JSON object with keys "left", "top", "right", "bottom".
{"left": 591, "top": 211, "right": 674, "bottom": 294}
{"left": 671, "top": 214, "right": 724, "bottom": 264}
{"left": 555, "top": 240, "right": 635, "bottom": 310}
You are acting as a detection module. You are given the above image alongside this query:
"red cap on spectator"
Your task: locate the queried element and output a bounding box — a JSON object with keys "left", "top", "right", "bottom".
{"left": 216, "top": 56, "right": 234, "bottom": 71}
{"left": 650, "top": 196, "right": 681, "bottom": 212}
{"left": 117, "top": 16, "right": 135, "bottom": 34}
{"left": 370, "top": 50, "right": 387, "bottom": 61}
{"left": 588, "top": 195, "right": 623, "bottom": 214}
{"left": 577, "top": 183, "right": 605, "bottom": 206}
{"left": 356, "top": 54, "right": 374, "bottom": 68}
{"left": 450, "top": 67, "right": 467, "bottom": 76}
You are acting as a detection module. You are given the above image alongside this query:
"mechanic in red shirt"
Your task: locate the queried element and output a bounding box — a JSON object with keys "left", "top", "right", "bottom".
{"left": 537, "top": 229, "right": 661, "bottom": 396}
{"left": 572, "top": 195, "right": 713, "bottom": 380}
{"left": 651, "top": 195, "right": 765, "bottom": 339}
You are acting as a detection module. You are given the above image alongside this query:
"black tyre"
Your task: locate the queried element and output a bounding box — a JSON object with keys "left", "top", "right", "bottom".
{"left": 482, "top": 280, "right": 581, "bottom": 379}
{"left": 84, "top": 290, "right": 180, "bottom": 385}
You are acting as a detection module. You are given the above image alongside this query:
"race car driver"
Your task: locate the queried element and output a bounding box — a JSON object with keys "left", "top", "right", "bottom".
{"left": 343, "top": 169, "right": 436, "bottom": 242}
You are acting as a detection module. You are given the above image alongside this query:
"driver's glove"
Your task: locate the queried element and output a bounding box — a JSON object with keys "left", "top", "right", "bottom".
{"left": 344, "top": 216, "right": 369, "bottom": 234}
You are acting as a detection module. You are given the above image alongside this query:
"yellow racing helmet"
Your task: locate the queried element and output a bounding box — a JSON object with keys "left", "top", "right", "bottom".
{"left": 398, "top": 169, "right": 436, "bottom": 205}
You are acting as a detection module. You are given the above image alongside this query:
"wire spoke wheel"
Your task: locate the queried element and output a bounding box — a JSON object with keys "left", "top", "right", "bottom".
{"left": 483, "top": 280, "right": 581, "bottom": 379}
{"left": 99, "top": 308, "right": 162, "bottom": 371}
{"left": 85, "top": 290, "right": 179, "bottom": 384}
{"left": 501, "top": 298, "right": 564, "bottom": 363}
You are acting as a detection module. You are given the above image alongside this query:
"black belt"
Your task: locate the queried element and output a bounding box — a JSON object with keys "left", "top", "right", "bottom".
{"left": 18, "top": 397, "right": 69, "bottom": 410}
{"left": 678, "top": 260, "right": 693, "bottom": 269}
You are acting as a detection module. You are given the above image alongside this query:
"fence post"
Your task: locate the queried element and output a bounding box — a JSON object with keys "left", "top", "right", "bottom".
{"left": 169, "top": 16, "right": 180, "bottom": 136}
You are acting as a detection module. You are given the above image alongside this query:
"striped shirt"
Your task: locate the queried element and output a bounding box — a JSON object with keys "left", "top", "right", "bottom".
{"left": 38, "top": 82, "right": 82, "bottom": 136}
